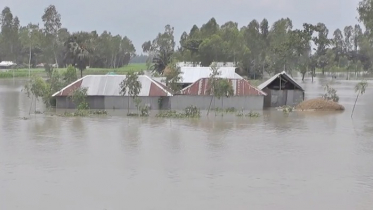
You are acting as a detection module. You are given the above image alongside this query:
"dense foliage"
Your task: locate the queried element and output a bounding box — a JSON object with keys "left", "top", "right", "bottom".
{"left": 141, "top": 0, "right": 373, "bottom": 80}
{"left": 3, "top": 0, "right": 373, "bottom": 81}
{"left": 0, "top": 5, "right": 136, "bottom": 69}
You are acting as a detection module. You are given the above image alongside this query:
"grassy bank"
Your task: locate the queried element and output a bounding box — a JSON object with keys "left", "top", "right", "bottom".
{"left": 0, "top": 63, "right": 147, "bottom": 78}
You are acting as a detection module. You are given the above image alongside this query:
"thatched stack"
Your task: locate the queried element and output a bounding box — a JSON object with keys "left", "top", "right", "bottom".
{"left": 295, "top": 98, "right": 345, "bottom": 111}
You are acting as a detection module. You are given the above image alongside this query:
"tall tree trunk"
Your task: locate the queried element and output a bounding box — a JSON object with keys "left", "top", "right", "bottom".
{"left": 28, "top": 44, "right": 32, "bottom": 78}
{"left": 128, "top": 96, "right": 130, "bottom": 114}
{"left": 207, "top": 96, "right": 214, "bottom": 116}
{"left": 302, "top": 72, "right": 305, "bottom": 81}
{"left": 351, "top": 93, "right": 359, "bottom": 118}
{"left": 29, "top": 95, "right": 34, "bottom": 115}
{"left": 80, "top": 69, "right": 83, "bottom": 78}
{"left": 53, "top": 50, "right": 58, "bottom": 68}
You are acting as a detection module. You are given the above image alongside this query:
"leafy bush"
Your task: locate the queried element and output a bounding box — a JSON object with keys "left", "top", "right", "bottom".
{"left": 246, "top": 111, "right": 260, "bottom": 117}
{"left": 184, "top": 105, "right": 200, "bottom": 117}
{"left": 62, "top": 110, "right": 107, "bottom": 117}
{"left": 322, "top": 84, "right": 339, "bottom": 102}
{"left": 69, "top": 87, "right": 89, "bottom": 110}
{"left": 236, "top": 111, "right": 244, "bottom": 117}
{"left": 156, "top": 106, "right": 200, "bottom": 118}
{"left": 140, "top": 105, "right": 150, "bottom": 117}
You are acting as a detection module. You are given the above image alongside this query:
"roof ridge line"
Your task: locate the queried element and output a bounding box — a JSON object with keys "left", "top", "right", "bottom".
{"left": 144, "top": 75, "right": 173, "bottom": 96}
{"left": 51, "top": 75, "right": 87, "bottom": 97}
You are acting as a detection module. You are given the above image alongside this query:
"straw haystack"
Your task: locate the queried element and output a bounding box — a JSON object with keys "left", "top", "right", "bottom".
{"left": 295, "top": 98, "right": 345, "bottom": 111}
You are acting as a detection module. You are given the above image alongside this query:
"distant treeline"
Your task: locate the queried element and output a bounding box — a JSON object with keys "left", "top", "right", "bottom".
{"left": 3, "top": 0, "right": 373, "bottom": 80}
{"left": 140, "top": 0, "right": 373, "bottom": 80}
{"left": 0, "top": 5, "right": 137, "bottom": 69}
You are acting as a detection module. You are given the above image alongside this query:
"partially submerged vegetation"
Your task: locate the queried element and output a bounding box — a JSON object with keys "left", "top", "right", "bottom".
{"left": 322, "top": 84, "right": 339, "bottom": 102}
{"left": 59, "top": 87, "right": 108, "bottom": 117}
{"left": 156, "top": 106, "right": 201, "bottom": 118}
{"left": 206, "top": 63, "right": 235, "bottom": 116}
{"left": 60, "top": 110, "right": 107, "bottom": 117}
{"left": 214, "top": 107, "right": 237, "bottom": 113}
{"left": 22, "top": 65, "right": 79, "bottom": 113}
{"left": 236, "top": 111, "right": 261, "bottom": 118}
{"left": 351, "top": 80, "right": 368, "bottom": 118}
{"left": 277, "top": 105, "right": 295, "bottom": 113}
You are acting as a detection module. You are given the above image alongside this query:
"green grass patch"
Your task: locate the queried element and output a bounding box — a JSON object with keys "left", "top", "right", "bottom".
{"left": 0, "top": 63, "right": 148, "bottom": 79}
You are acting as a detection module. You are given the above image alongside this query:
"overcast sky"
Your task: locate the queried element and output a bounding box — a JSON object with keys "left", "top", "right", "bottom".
{"left": 2, "top": 0, "right": 362, "bottom": 54}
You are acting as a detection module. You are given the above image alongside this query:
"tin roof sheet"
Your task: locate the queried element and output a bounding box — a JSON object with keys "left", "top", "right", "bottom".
{"left": 52, "top": 75, "right": 173, "bottom": 97}
{"left": 258, "top": 71, "right": 304, "bottom": 91}
{"left": 179, "top": 67, "right": 242, "bottom": 84}
{"left": 180, "top": 78, "right": 266, "bottom": 96}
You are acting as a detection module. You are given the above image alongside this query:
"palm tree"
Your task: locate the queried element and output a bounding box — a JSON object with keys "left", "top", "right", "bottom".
{"left": 64, "top": 36, "right": 90, "bottom": 78}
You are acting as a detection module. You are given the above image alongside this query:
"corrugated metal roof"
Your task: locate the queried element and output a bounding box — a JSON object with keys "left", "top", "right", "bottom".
{"left": 257, "top": 71, "right": 304, "bottom": 91}
{"left": 0, "top": 61, "right": 17, "bottom": 67}
{"left": 180, "top": 78, "right": 266, "bottom": 96}
{"left": 179, "top": 67, "right": 242, "bottom": 84}
{"left": 52, "top": 75, "right": 173, "bottom": 97}
{"left": 176, "top": 62, "right": 236, "bottom": 67}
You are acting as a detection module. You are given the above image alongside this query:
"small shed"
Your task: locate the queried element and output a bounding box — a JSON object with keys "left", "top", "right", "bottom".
{"left": 258, "top": 71, "right": 304, "bottom": 107}
{"left": 171, "top": 78, "right": 266, "bottom": 110}
{"left": 52, "top": 75, "right": 173, "bottom": 109}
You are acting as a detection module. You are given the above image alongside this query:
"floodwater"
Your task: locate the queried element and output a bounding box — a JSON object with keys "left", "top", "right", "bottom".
{"left": 1, "top": 77, "right": 373, "bottom": 210}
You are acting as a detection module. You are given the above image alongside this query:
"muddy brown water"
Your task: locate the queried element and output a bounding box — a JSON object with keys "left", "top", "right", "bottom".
{"left": 1, "top": 77, "right": 373, "bottom": 210}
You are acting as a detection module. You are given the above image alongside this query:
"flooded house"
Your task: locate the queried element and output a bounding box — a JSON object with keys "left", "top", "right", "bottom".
{"left": 171, "top": 78, "right": 266, "bottom": 110}
{"left": 0, "top": 61, "right": 17, "bottom": 69}
{"left": 52, "top": 75, "right": 173, "bottom": 109}
{"left": 258, "top": 71, "right": 304, "bottom": 107}
{"left": 178, "top": 66, "right": 242, "bottom": 88}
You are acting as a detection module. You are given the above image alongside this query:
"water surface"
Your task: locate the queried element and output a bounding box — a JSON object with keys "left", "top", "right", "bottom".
{"left": 1, "top": 77, "right": 373, "bottom": 210}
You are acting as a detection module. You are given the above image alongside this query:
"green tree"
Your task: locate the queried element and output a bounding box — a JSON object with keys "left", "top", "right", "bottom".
{"left": 313, "top": 23, "right": 331, "bottom": 74}
{"left": 267, "top": 18, "right": 293, "bottom": 74}
{"left": 351, "top": 80, "right": 368, "bottom": 118}
{"left": 69, "top": 87, "right": 89, "bottom": 110}
{"left": 42, "top": 5, "right": 61, "bottom": 67}
{"left": 19, "top": 23, "right": 42, "bottom": 76}
{"left": 23, "top": 76, "right": 48, "bottom": 114}
{"left": 64, "top": 35, "right": 90, "bottom": 78}
{"left": 63, "top": 65, "right": 77, "bottom": 85}
{"left": 0, "top": 7, "right": 20, "bottom": 61}
{"left": 144, "top": 25, "right": 175, "bottom": 74}
{"left": 213, "top": 78, "right": 234, "bottom": 109}
{"left": 207, "top": 62, "right": 221, "bottom": 116}
{"left": 332, "top": 29, "right": 345, "bottom": 67}
{"left": 164, "top": 60, "right": 183, "bottom": 92}
{"left": 358, "top": 0, "right": 373, "bottom": 33}
{"left": 119, "top": 71, "right": 142, "bottom": 114}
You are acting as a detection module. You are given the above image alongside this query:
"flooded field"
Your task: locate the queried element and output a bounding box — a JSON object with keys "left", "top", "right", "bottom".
{"left": 1, "top": 77, "right": 373, "bottom": 210}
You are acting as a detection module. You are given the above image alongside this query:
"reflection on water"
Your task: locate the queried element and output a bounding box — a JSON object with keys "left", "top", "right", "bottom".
{"left": 1, "top": 77, "right": 373, "bottom": 210}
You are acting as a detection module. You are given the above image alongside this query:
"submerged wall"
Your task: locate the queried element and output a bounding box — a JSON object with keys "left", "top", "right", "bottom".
{"left": 262, "top": 88, "right": 304, "bottom": 107}
{"left": 170, "top": 95, "right": 264, "bottom": 110}
{"left": 56, "top": 96, "right": 170, "bottom": 110}
{"left": 56, "top": 95, "right": 264, "bottom": 110}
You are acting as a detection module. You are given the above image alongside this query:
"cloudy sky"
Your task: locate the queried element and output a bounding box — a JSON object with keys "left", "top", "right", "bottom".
{"left": 2, "top": 0, "right": 362, "bottom": 53}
